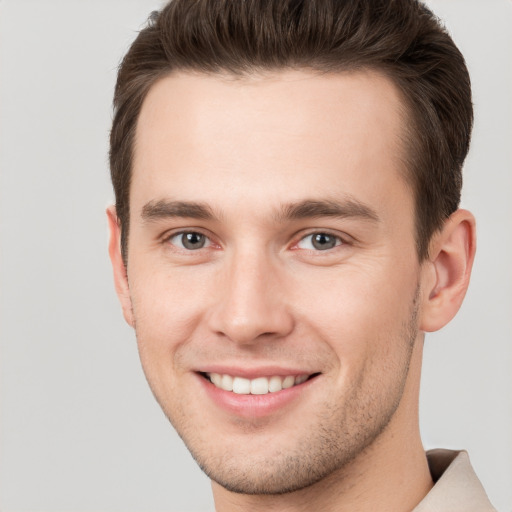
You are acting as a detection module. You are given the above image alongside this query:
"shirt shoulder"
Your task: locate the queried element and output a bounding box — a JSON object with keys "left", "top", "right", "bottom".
{"left": 413, "top": 449, "right": 496, "bottom": 512}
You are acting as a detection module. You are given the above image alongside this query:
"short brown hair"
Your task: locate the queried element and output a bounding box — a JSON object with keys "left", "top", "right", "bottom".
{"left": 110, "top": 0, "right": 473, "bottom": 261}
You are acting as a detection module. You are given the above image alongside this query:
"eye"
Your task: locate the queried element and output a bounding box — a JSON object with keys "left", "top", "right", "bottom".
{"left": 296, "top": 232, "right": 342, "bottom": 251}
{"left": 168, "top": 231, "right": 211, "bottom": 250}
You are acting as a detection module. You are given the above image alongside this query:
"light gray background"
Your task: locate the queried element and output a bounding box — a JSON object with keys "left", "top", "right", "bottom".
{"left": 0, "top": 1, "right": 510, "bottom": 511}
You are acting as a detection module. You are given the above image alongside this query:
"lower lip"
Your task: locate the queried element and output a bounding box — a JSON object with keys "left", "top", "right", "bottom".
{"left": 197, "top": 374, "right": 316, "bottom": 418}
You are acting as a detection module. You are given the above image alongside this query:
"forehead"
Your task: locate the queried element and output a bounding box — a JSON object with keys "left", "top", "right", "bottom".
{"left": 131, "top": 69, "right": 411, "bottom": 220}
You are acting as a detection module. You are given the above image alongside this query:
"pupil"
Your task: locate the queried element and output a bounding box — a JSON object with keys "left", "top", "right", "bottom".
{"left": 312, "top": 233, "right": 336, "bottom": 250}
{"left": 183, "top": 232, "right": 205, "bottom": 249}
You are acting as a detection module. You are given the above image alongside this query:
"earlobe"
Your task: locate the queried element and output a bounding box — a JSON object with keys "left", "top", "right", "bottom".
{"left": 106, "top": 206, "right": 135, "bottom": 327}
{"left": 419, "top": 209, "right": 476, "bottom": 333}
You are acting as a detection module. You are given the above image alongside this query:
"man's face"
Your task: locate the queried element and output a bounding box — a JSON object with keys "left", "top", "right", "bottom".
{"left": 115, "top": 69, "right": 430, "bottom": 494}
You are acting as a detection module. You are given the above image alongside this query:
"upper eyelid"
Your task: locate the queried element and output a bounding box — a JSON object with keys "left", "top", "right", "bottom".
{"left": 301, "top": 232, "right": 342, "bottom": 242}
{"left": 162, "top": 227, "right": 213, "bottom": 241}
{"left": 293, "top": 229, "right": 352, "bottom": 245}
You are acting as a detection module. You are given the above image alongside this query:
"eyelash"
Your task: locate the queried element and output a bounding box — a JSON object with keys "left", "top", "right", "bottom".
{"left": 163, "top": 230, "right": 347, "bottom": 253}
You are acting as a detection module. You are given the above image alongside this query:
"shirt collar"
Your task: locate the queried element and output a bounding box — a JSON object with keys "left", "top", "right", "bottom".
{"left": 413, "top": 449, "right": 496, "bottom": 512}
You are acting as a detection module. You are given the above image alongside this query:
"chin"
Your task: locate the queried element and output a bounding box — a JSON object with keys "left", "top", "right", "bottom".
{"left": 174, "top": 400, "right": 396, "bottom": 497}
{"left": 195, "top": 451, "right": 340, "bottom": 495}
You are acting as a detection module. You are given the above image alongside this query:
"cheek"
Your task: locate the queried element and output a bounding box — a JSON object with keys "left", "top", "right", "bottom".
{"left": 292, "top": 262, "right": 419, "bottom": 364}
{"left": 128, "top": 265, "right": 212, "bottom": 376}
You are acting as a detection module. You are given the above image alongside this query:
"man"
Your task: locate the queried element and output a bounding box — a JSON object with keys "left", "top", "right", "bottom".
{"left": 107, "top": 0, "right": 496, "bottom": 510}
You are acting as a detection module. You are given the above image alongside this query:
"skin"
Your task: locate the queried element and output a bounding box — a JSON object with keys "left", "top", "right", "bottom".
{"left": 108, "top": 69, "right": 476, "bottom": 512}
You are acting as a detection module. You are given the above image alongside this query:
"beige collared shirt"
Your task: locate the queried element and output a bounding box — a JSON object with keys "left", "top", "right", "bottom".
{"left": 413, "top": 449, "right": 496, "bottom": 511}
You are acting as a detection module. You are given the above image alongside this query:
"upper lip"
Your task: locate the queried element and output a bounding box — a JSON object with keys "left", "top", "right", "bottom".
{"left": 196, "top": 365, "right": 317, "bottom": 379}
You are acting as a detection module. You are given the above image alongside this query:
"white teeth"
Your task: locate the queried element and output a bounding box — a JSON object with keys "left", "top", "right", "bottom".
{"left": 206, "top": 373, "right": 311, "bottom": 395}
{"left": 282, "top": 375, "right": 295, "bottom": 389}
{"left": 250, "top": 377, "right": 269, "bottom": 395}
{"left": 220, "top": 374, "right": 233, "bottom": 391}
{"left": 233, "top": 377, "right": 251, "bottom": 394}
{"left": 210, "top": 373, "right": 222, "bottom": 387}
{"left": 268, "top": 375, "right": 283, "bottom": 393}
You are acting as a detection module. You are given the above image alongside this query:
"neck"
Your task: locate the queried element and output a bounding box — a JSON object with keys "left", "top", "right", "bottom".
{"left": 211, "top": 341, "right": 433, "bottom": 512}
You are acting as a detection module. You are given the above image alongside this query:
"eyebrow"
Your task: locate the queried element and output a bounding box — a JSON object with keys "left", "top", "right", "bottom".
{"left": 140, "top": 197, "right": 379, "bottom": 224}
{"left": 141, "top": 200, "right": 217, "bottom": 222}
{"left": 275, "top": 198, "right": 380, "bottom": 223}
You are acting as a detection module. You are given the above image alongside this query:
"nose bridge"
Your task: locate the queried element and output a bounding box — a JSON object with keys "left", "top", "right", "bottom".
{"left": 209, "top": 245, "right": 293, "bottom": 344}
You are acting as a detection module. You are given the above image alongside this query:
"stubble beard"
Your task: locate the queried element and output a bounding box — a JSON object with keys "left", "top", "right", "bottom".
{"left": 139, "top": 289, "right": 420, "bottom": 496}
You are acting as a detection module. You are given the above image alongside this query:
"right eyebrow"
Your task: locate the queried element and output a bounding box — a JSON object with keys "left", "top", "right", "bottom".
{"left": 141, "top": 200, "right": 218, "bottom": 222}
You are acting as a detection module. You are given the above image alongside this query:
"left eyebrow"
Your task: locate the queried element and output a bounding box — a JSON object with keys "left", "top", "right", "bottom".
{"left": 275, "top": 198, "right": 380, "bottom": 223}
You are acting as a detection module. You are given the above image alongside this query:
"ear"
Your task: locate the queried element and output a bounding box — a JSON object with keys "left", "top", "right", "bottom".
{"left": 419, "top": 209, "right": 476, "bottom": 332}
{"left": 107, "top": 206, "right": 135, "bottom": 327}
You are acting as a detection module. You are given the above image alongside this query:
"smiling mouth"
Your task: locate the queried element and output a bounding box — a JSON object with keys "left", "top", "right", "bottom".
{"left": 201, "top": 372, "right": 320, "bottom": 395}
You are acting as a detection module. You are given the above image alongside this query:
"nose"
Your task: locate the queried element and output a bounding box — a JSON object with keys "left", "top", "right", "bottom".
{"left": 207, "top": 251, "right": 294, "bottom": 345}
